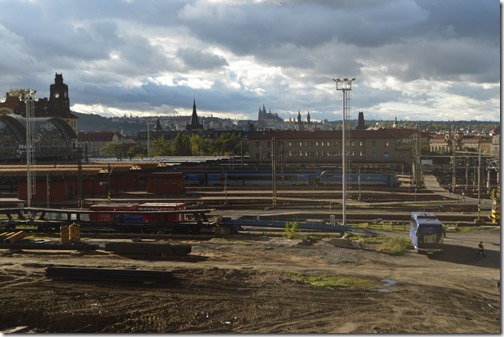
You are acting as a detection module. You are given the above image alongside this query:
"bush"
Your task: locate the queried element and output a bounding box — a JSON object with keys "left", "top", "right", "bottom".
{"left": 283, "top": 221, "right": 299, "bottom": 239}
{"left": 379, "top": 236, "right": 410, "bottom": 255}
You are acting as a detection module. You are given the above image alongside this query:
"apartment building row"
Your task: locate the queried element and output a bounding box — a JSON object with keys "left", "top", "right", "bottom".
{"left": 247, "top": 128, "right": 422, "bottom": 170}
{"left": 247, "top": 128, "right": 498, "bottom": 165}
{"left": 77, "top": 127, "right": 498, "bottom": 160}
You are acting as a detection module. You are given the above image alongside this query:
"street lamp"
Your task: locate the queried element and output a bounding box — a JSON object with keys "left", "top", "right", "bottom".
{"left": 333, "top": 78, "right": 356, "bottom": 226}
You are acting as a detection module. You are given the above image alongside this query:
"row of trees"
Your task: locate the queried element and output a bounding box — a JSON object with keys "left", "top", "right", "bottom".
{"left": 151, "top": 132, "right": 245, "bottom": 156}
{"left": 100, "top": 132, "right": 246, "bottom": 159}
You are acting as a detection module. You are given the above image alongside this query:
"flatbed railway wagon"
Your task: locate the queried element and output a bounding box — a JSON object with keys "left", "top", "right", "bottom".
{"left": 0, "top": 204, "right": 215, "bottom": 234}
{"left": 90, "top": 203, "right": 187, "bottom": 223}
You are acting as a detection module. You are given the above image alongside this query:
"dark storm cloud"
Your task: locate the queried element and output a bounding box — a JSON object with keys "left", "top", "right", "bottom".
{"left": 30, "top": 0, "right": 185, "bottom": 27}
{"left": 445, "top": 83, "right": 499, "bottom": 102}
{"left": 109, "top": 35, "right": 179, "bottom": 76}
{"left": 177, "top": 0, "right": 498, "bottom": 87}
{"left": 71, "top": 77, "right": 260, "bottom": 115}
{"left": 178, "top": 2, "right": 336, "bottom": 55}
{"left": 372, "top": 37, "right": 499, "bottom": 83}
{"left": 0, "top": 0, "right": 499, "bottom": 121}
{"left": 332, "top": 0, "right": 429, "bottom": 47}
{"left": 415, "top": 0, "right": 498, "bottom": 41}
{"left": 177, "top": 0, "right": 428, "bottom": 56}
{"left": 0, "top": 4, "right": 119, "bottom": 62}
{"left": 176, "top": 48, "right": 229, "bottom": 70}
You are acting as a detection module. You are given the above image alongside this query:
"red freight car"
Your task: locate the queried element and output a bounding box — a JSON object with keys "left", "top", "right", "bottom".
{"left": 89, "top": 203, "right": 138, "bottom": 222}
{"left": 137, "top": 203, "right": 186, "bottom": 222}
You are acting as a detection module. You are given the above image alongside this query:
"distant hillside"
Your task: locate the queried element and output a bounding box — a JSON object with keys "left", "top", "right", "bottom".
{"left": 74, "top": 112, "right": 146, "bottom": 135}
{"left": 74, "top": 112, "right": 116, "bottom": 131}
{"left": 74, "top": 111, "right": 500, "bottom": 137}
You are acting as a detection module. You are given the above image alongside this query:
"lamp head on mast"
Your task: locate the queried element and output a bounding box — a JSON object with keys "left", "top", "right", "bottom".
{"left": 333, "top": 78, "right": 356, "bottom": 91}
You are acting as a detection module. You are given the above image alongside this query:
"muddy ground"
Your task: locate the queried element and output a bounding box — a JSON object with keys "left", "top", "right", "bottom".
{"left": 0, "top": 229, "right": 500, "bottom": 333}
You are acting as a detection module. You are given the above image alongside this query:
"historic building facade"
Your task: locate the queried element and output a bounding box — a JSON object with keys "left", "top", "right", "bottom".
{"left": 0, "top": 73, "right": 78, "bottom": 161}
{"left": 78, "top": 131, "right": 136, "bottom": 158}
{"left": 247, "top": 129, "right": 424, "bottom": 171}
{"left": 428, "top": 132, "right": 492, "bottom": 155}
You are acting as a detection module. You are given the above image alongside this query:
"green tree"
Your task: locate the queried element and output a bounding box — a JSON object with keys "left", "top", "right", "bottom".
{"left": 190, "top": 134, "right": 210, "bottom": 155}
{"left": 151, "top": 136, "right": 172, "bottom": 156}
{"left": 172, "top": 133, "right": 192, "bottom": 155}
{"left": 210, "top": 132, "right": 243, "bottom": 155}
{"left": 126, "top": 145, "right": 146, "bottom": 159}
{"left": 101, "top": 142, "right": 126, "bottom": 159}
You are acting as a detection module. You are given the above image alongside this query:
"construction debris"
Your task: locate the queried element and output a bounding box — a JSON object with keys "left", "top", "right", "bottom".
{"left": 0, "top": 326, "right": 32, "bottom": 333}
{"left": 0, "top": 231, "right": 26, "bottom": 244}
{"left": 104, "top": 242, "right": 191, "bottom": 256}
{"left": 60, "top": 223, "right": 81, "bottom": 244}
{"left": 45, "top": 266, "right": 173, "bottom": 283}
{"left": 60, "top": 225, "right": 69, "bottom": 244}
{"left": 69, "top": 223, "right": 80, "bottom": 243}
{"left": 0, "top": 242, "right": 98, "bottom": 251}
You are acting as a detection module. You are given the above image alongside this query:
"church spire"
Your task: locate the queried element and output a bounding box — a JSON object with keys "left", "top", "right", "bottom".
{"left": 187, "top": 99, "right": 203, "bottom": 131}
{"left": 296, "top": 110, "right": 303, "bottom": 131}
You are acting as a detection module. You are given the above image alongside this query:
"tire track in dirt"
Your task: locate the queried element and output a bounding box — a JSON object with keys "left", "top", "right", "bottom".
{"left": 0, "top": 233, "right": 500, "bottom": 333}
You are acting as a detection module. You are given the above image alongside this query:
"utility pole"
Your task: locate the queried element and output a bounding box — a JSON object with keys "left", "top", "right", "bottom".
{"left": 280, "top": 141, "right": 285, "bottom": 175}
{"left": 477, "top": 144, "right": 482, "bottom": 207}
{"left": 107, "top": 163, "right": 112, "bottom": 203}
{"left": 358, "top": 166, "right": 361, "bottom": 201}
{"left": 451, "top": 133, "right": 457, "bottom": 192}
{"left": 46, "top": 174, "right": 50, "bottom": 208}
{"left": 224, "top": 171, "right": 228, "bottom": 205}
{"left": 146, "top": 119, "right": 150, "bottom": 157}
{"left": 417, "top": 125, "right": 422, "bottom": 186}
{"left": 77, "top": 147, "right": 83, "bottom": 208}
{"left": 272, "top": 136, "right": 277, "bottom": 207}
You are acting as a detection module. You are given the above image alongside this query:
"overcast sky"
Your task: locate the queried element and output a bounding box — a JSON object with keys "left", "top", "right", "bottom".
{"left": 0, "top": 0, "right": 500, "bottom": 122}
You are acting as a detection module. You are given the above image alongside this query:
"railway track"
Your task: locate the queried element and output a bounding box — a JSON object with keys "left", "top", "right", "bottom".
{"left": 1, "top": 179, "right": 494, "bottom": 236}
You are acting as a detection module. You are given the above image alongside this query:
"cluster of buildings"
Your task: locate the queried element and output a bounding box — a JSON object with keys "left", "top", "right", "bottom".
{"left": 0, "top": 74, "right": 500, "bottom": 169}
{"left": 0, "top": 73, "right": 499, "bottom": 205}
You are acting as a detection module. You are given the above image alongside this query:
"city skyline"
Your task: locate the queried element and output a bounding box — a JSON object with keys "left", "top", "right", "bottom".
{"left": 0, "top": 0, "right": 500, "bottom": 122}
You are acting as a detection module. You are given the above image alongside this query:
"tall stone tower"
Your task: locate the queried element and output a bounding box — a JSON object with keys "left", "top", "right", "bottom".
{"left": 356, "top": 111, "right": 367, "bottom": 130}
{"left": 49, "top": 73, "right": 70, "bottom": 116}
{"left": 48, "top": 73, "right": 78, "bottom": 132}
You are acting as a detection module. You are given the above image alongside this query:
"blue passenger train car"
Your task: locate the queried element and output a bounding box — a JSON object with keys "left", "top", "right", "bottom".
{"left": 409, "top": 211, "right": 444, "bottom": 254}
{"left": 318, "top": 171, "right": 400, "bottom": 187}
{"left": 185, "top": 170, "right": 400, "bottom": 187}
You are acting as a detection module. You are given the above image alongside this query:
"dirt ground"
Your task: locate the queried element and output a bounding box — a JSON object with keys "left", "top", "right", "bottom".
{"left": 0, "top": 229, "right": 500, "bottom": 333}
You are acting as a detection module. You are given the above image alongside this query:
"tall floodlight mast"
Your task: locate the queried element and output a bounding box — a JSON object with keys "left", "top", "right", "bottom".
{"left": 11, "top": 89, "right": 37, "bottom": 207}
{"left": 333, "top": 78, "right": 356, "bottom": 226}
